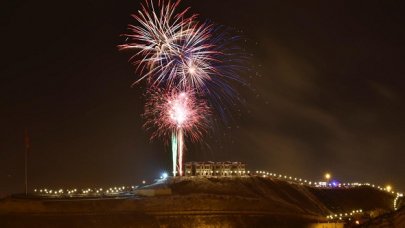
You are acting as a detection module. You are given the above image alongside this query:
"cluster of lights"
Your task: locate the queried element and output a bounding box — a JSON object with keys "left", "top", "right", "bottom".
{"left": 254, "top": 170, "right": 402, "bottom": 194}
{"left": 194, "top": 170, "right": 250, "bottom": 175}
{"left": 326, "top": 209, "right": 363, "bottom": 221}
{"left": 33, "top": 186, "right": 136, "bottom": 197}
{"left": 255, "top": 170, "right": 316, "bottom": 185}
{"left": 105, "top": 186, "right": 128, "bottom": 194}
{"left": 394, "top": 193, "right": 404, "bottom": 210}
{"left": 253, "top": 170, "right": 403, "bottom": 211}
{"left": 34, "top": 188, "right": 66, "bottom": 195}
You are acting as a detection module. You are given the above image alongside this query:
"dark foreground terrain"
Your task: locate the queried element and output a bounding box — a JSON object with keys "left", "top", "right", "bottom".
{"left": 359, "top": 206, "right": 405, "bottom": 228}
{"left": 0, "top": 177, "right": 401, "bottom": 227}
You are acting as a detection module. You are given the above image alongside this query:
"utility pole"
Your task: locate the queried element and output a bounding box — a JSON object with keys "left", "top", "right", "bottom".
{"left": 24, "top": 129, "right": 30, "bottom": 196}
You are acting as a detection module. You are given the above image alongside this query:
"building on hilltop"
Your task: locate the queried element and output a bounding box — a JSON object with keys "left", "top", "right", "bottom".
{"left": 184, "top": 161, "right": 247, "bottom": 177}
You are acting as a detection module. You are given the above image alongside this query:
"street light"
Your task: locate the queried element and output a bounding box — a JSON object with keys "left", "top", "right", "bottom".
{"left": 161, "top": 172, "right": 168, "bottom": 179}
{"left": 325, "top": 173, "right": 331, "bottom": 181}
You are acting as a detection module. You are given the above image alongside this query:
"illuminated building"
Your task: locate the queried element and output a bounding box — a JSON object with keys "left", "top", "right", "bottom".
{"left": 185, "top": 161, "right": 246, "bottom": 177}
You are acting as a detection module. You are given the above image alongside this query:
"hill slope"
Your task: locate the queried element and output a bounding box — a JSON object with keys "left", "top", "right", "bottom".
{"left": 0, "top": 177, "right": 397, "bottom": 227}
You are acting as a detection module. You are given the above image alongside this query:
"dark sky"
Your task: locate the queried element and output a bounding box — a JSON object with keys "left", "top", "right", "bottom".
{"left": 1, "top": 0, "right": 405, "bottom": 195}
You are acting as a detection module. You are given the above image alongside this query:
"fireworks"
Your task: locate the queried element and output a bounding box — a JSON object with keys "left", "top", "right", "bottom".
{"left": 118, "top": 0, "right": 234, "bottom": 91}
{"left": 144, "top": 89, "right": 210, "bottom": 141}
{"left": 119, "top": 0, "right": 244, "bottom": 176}
{"left": 144, "top": 89, "right": 210, "bottom": 175}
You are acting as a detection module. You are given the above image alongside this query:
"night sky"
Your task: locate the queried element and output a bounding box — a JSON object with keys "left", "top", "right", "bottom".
{"left": 2, "top": 0, "right": 405, "bottom": 195}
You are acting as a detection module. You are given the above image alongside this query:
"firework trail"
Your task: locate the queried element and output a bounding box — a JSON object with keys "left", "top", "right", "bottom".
{"left": 143, "top": 89, "right": 210, "bottom": 175}
{"left": 177, "top": 129, "right": 184, "bottom": 175}
{"left": 171, "top": 133, "right": 178, "bottom": 176}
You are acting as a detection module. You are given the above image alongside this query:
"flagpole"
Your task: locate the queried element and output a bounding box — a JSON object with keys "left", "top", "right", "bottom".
{"left": 25, "top": 146, "right": 27, "bottom": 196}
{"left": 24, "top": 129, "right": 29, "bottom": 196}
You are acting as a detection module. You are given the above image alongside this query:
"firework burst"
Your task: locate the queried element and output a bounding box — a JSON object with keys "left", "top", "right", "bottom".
{"left": 118, "top": 0, "right": 242, "bottom": 92}
{"left": 143, "top": 88, "right": 210, "bottom": 141}
{"left": 143, "top": 88, "right": 210, "bottom": 175}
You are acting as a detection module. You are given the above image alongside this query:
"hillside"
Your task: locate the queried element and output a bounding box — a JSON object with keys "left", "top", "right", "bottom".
{"left": 0, "top": 177, "right": 398, "bottom": 227}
